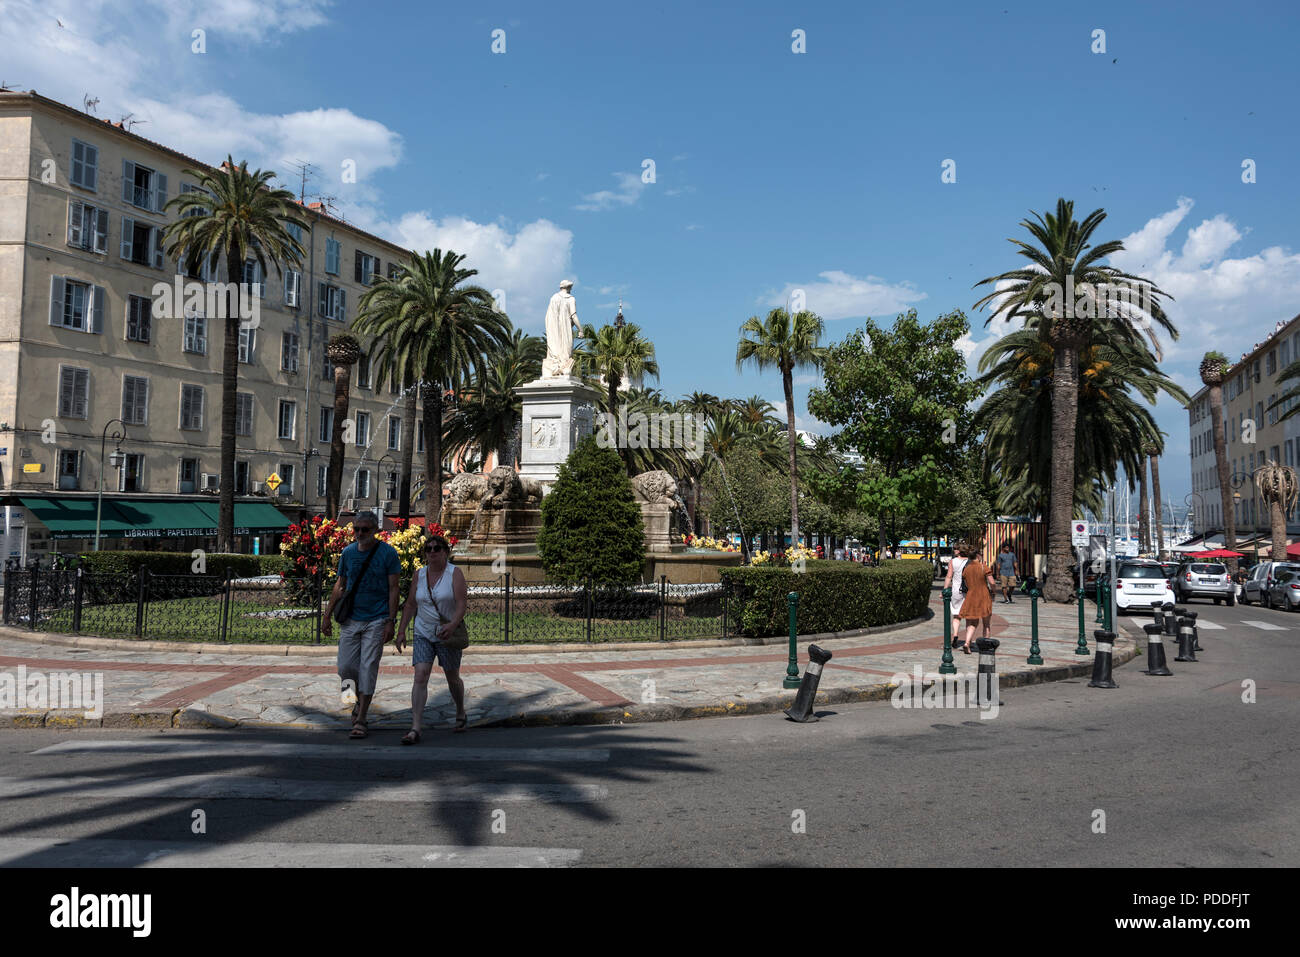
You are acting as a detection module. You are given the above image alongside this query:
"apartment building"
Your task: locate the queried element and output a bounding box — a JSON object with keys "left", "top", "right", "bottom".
{"left": 1187, "top": 311, "right": 1300, "bottom": 543}
{"left": 0, "top": 91, "right": 435, "bottom": 560}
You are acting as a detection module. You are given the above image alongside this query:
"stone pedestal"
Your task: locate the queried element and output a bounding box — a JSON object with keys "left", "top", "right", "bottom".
{"left": 515, "top": 376, "right": 602, "bottom": 486}
{"left": 638, "top": 501, "right": 686, "bottom": 554}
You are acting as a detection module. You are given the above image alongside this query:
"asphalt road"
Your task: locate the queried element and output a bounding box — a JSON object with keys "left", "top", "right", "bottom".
{"left": 0, "top": 598, "right": 1295, "bottom": 867}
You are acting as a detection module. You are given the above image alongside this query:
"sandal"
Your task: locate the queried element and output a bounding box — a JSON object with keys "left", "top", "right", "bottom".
{"left": 349, "top": 721, "right": 368, "bottom": 739}
{"left": 401, "top": 729, "right": 421, "bottom": 745}
{"left": 453, "top": 715, "right": 468, "bottom": 733}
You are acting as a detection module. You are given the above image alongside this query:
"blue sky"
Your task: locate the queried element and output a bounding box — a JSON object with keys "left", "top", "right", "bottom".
{"left": 7, "top": 0, "right": 1300, "bottom": 514}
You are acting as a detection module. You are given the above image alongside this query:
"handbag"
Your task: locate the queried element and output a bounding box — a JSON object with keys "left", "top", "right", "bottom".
{"left": 333, "top": 543, "right": 380, "bottom": 624}
{"left": 425, "top": 565, "right": 470, "bottom": 650}
{"left": 957, "top": 559, "right": 969, "bottom": 594}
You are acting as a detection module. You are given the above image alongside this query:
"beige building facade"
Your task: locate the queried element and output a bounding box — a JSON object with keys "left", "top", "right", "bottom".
{"left": 0, "top": 92, "right": 438, "bottom": 558}
{"left": 1187, "top": 312, "right": 1300, "bottom": 544}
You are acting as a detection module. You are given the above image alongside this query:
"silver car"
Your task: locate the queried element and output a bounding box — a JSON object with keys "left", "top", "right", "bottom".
{"left": 1173, "top": 562, "right": 1234, "bottom": 605}
{"left": 1264, "top": 569, "right": 1300, "bottom": 611}
{"left": 1242, "top": 561, "right": 1300, "bottom": 605}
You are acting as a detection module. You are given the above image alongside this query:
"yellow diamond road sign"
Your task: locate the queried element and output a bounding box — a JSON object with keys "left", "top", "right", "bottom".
{"left": 264, "top": 472, "right": 282, "bottom": 491}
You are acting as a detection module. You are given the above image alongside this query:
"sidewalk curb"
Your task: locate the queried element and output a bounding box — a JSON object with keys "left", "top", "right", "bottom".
{"left": 0, "top": 613, "right": 933, "bottom": 657}
{"left": 0, "top": 637, "right": 1137, "bottom": 730}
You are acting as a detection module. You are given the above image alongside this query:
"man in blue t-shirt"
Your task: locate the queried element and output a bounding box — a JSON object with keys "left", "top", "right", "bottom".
{"left": 996, "top": 543, "right": 1019, "bottom": 604}
{"left": 320, "top": 511, "right": 401, "bottom": 738}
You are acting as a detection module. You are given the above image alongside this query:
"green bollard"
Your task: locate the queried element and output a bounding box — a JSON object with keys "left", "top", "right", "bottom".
{"left": 1076, "top": 588, "right": 1091, "bottom": 655}
{"left": 1077, "top": 586, "right": 1087, "bottom": 655}
{"left": 940, "top": 587, "right": 956, "bottom": 675}
{"left": 1027, "top": 588, "right": 1043, "bottom": 665}
{"left": 1095, "top": 579, "right": 1106, "bottom": 624}
{"left": 783, "top": 592, "right": 801, "bottom": 689}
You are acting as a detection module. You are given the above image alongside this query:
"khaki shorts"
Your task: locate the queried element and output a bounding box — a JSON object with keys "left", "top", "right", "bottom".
{"left": 1000, "top": 574, "right": 1016, "bottom": 589}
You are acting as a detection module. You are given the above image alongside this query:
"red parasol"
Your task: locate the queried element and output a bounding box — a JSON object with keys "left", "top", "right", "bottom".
{"left": 1189, "top": 548, "right": 1246, "bottom": 559}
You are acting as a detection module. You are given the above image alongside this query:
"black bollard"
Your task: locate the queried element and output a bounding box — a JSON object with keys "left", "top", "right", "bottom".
{"left": 1142, "top": 623, "right": 1174, "bottom": 676}
{"left": 1183, "top": 609, "right": 1202, "bottom": 651}
{"left": 975, "top": 637, "right": 1000, "bottom": 708}
{"left": 1088, "top": 629, "right": 1118, "bottom": 688}
{"left": 1161, "top": 603, "right": 1178, "bottom": 638}
{"left": 1174, "top": 616, "right": 1199, "bottom": 662}
{"left": 784, "top": 644, "right": 833, "bottom": 722}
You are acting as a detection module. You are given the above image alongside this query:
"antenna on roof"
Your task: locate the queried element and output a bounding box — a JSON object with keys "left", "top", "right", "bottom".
{"left": 315, "top": 194, "right": 340, "bottom": 218}
{"left": 0, "top": 81, "right": 24, "bottom": 92}
{"left": 287, "top": 159, "right": 317, "bottom": 204}
{"left": 117, "top": 112, "right": 147, "bottom": 132}
{"left": 83, "top": 94, "right": 99, "bottom": 114}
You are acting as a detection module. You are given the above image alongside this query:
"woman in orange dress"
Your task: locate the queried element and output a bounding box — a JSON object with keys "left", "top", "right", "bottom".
{"left": 959, "top": 551, "right": 996, "bottom": 653}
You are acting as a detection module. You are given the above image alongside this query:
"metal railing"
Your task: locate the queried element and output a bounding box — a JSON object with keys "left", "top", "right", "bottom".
{"left": 3, "top": 562, "right": 733, "bottom": 645}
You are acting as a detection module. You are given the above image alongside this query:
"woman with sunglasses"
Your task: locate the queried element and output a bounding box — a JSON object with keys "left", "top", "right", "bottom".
{"left": 394, "top": 535, "right": 468, "bottom": 742}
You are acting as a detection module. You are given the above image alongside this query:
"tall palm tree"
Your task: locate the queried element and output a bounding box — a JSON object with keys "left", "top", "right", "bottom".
{"left": 163, "top": 156, "right": 307, "bottom": 550}
{"left": 354, "top": 259, "right": 421, "bottom": 518}
{"left": 1137, "top": 455, "right": 1151, "bottom": 552}
{"left": 731, "top": 395, "right": 781, "bottom": 430}
{"left": 324, "top": 334, "right": 360, "bottom": 517}
{"left": 371, "top": 250, "right": 509, "bottom": 524}
{"left": 974, "top": 199, "right": 1174, "bottom": 601}
{"left": 443, "top": 329, "right": 544, "bottom": 469}
{"left": 575, "top": 321, "right": 661, "bottom": 468}
{"left": 736, "top": 308, "right": 828, "bottom": 547}
{"left": 1255, "top": 460, "right": 1300, "bottom": 561}
{"left": 1145, "top": 440, "right": 1165, "bottom": 557}
{"left": 1200, "top": 351, "right": 1236, "bottom": 561}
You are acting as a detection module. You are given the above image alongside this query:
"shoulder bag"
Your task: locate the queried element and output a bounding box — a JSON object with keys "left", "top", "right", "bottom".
{"left": 333, "top": 544, "right": 381, "bottom": 624}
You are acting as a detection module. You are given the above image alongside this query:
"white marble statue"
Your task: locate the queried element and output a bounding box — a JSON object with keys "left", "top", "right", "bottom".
{"left": 542, "top": 279, "right": 582, "bottom": 377}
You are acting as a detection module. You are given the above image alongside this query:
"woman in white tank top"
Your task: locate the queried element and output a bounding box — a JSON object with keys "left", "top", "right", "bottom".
{"left": 395, "top": 535, "right": 468, "bottom": 742}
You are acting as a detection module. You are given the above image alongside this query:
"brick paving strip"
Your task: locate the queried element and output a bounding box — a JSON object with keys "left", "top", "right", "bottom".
{"left": 0, "top": 594, "right": 1139, "bottom": 730}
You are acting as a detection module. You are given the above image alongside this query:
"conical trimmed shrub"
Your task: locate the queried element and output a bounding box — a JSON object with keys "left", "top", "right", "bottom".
{"left": 537, "top": 436, "right": 645, "bottom": 585}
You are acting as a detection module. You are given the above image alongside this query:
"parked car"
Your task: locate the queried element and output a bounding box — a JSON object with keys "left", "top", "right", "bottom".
{"left": 1173, "top": 562, "right": 1235, "bottom": 605}
{"left": 1114, "top": 560, "right": 1175, "bottom": 611}
{"left": 1264, "top": 569, "right": 1300, "bottom": 611}
{"left": 1241, "top": 561, "right": 1300, "bottom": 605}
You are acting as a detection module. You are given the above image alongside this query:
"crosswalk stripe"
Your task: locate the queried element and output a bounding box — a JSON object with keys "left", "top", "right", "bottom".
{"left": 33, "top": 740, "right": 609, "bottom": 763}
{"left": 1192, "top": 620, "right": 1225, "bottom": 630}
{"left": 0, "top": 774, "right": 607, "bottom": 804}
{"left": 1239, "top": 620, "right": 1289, "bottom": 631}
{"left": 0, "top": 837, "right": 581, "bottom": 868}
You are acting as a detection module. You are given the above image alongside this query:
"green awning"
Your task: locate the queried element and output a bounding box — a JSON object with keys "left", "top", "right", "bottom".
{"left": 18, "top": 498, "right": 290, "bottom": 540}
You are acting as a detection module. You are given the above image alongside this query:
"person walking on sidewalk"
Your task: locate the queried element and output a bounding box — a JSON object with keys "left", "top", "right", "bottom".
{"left": 996, "top": 542, "right": 1019, "bottom": 604}
{"left": 959, "top": 548, "right": 997, "bottom": 653}
{"left": 943, "top": 544, "right": 971, "bottom": 642}
{"left": 395, "top": 535, "right": 469, "bottom": 741}
{"left": 320, "top": 511, "right": 401, "bottom": 739}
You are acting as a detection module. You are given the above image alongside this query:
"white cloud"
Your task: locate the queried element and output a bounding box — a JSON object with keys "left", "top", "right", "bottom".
{"left": 767, "top": 270, "right": 927, "bottom": 320}
{"left": 369, "top": 214, "right": 575, "bottom": 329}
{"left": 575, "top": 171, "right": 647, "bottom": 211}
{"left": 1109, "top": 198, "right": 1300, "bottom": 363}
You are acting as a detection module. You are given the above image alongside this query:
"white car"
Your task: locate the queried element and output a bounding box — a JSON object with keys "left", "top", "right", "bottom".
{"left": 1114, "top": 561, "right": 1175, "bottom": 611}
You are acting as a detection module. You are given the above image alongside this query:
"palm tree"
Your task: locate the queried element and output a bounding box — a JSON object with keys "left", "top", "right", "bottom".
{"left": 974, "top": 199, "right": 1175, "bottom": 601}
{"left": 1145, "top": 440, "right": 1165, "bottom": 557}
{"left": 736, "top": 308, "right": 827, "bottom": 547}
{"left": 1137, "top": 455, "right": 1150, "bottom": 552}
{"left": 732, "top": 395, "right": 781, "bottom": 430}
{"left": 371, "top": 250, "right": 509, "bottom": 524}
{"left": 575, "top": 321, "right": 661, "bottom": 467}
{"left": 443, "top": 329, "right": 544, "bottom": 470}
{"left": 353, "top": 259, "right": 421, "bottom": 518}
{"left": 1254, "top": 460, "right": 1300, "bottom": 561}
{"left": 324, "top": 334, "right": 360, "bottom": 517}
{"left": 163, "top": 156, "right": 307, "bottom": 550}
{"left": 1200, "top": 351, "right": 1236, "bottom": 561}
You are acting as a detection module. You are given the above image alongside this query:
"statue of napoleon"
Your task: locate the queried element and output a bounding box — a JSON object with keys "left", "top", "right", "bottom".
{"left": 542, "top": 279, "right": 583, "bottom": 377}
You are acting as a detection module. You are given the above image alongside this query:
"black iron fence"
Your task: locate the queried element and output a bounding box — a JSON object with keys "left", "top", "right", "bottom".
{"left": 2, "top": 561, "right": 732, "bottom": 645}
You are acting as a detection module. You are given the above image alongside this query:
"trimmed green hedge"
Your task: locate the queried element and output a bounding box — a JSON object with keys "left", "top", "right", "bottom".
{"left": 720, "top": 559, "right": 933, "bottom": 638}
{"left": 74, "top": 551, "right": 291, "bottom": 578}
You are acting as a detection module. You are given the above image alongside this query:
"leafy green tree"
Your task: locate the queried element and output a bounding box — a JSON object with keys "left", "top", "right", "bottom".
{"left": 736, "top": 308, "right": 827, "bottom": 546}
{"left": 537, "top": 436, "right": 646, "bottom": 585}
{"left": 808, "top": 309, "right": 981, "bottom": 556}
{"left": 576, "top": 321, "right": 661, "bottom": 469}
{"left": 163, "top": 157, "right": 307, "bottom": 549}
{"left": 442, "top": 329, "right": 544, "bottom": 470}
{"left": 973, "top": 199, "right": 1175, "bottom": 601}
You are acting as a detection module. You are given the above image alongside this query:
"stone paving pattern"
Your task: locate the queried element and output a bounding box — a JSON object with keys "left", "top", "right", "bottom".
{"left": 0, "top": 589, "right": 1136, "bottom": 730}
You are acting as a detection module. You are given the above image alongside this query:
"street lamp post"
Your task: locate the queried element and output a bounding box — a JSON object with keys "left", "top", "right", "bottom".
{"left": 1227, "top": 471, "right": 1257, "bottom": 562}
{"left": 1183, "top": 492, "right": 1205, "bottom": 538}
{"left": 374, "top": 453, "right": 395, "bottom": 513}
{"left": 94, "top": 419, "right": 127, "bottom": 553}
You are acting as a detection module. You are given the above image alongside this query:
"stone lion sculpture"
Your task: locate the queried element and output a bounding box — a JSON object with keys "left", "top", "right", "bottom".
{"left": 630, "top": 470, "right": 678, "bottom": 505}
{"left": 446, "top": 472, "right": 488, "bottom": 508}
{"left": 483, "top": 466, "right": 545, "bottom": 508}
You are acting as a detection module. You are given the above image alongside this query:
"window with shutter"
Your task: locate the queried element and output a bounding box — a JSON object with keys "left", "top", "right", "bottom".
{"left": 71, "top": 139, "right": 98, "bottom": 191}
{"left": 126, "top": 295, "right": 151, "bottom": 343}
{"left": 154, "top": 172, "right": 167, "bottom": 213}
{"left": 355, "top": 248, "right": 363, "bottom": 283}
{"left": 122, "top": 375, "right": 149, "bottom": 426}
{"left": 278, "top": 400, "right": 296, "bottom": 439}
{"left": 325, "top": 238, "right": 340, "bottom": 275}
{"left": 388, "top": 417, "right": 401, "bottom": 450}
{"left": 281, "top": 332, "right": 300, "bottom": 372}
{"left": 184, "top": 314, "right": 207, "bottom": 354}
{"left": 67, "top": 201, "right": 84, "bottom": 247}
{"left": 236, "top": 393, "right": 254, "bottom": 436}
{"left": 285, "top": 269, "right": 300, "bottom": 307}
{"left": 319, "top": 407, "right": 333, "bottom": 442}
{"left": 180, "top": 385, "right": 204, "bottom": 430}
{"left": 58, "top": 367, "right": 90, "bottom": 419}
{"left": 121, "top": 160, "right": 135, "bottom": 204}
{"left": 91, "top": 286, "right": 105, "bottom": 333}
{"left": 120, "top": 215, "right": 134, "bottom": 261}
{"left": 49, "top": 275, "right": 66, "bottom": 327}
{"left": 238, "top": 327, "right": 256, "bottom": 364}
